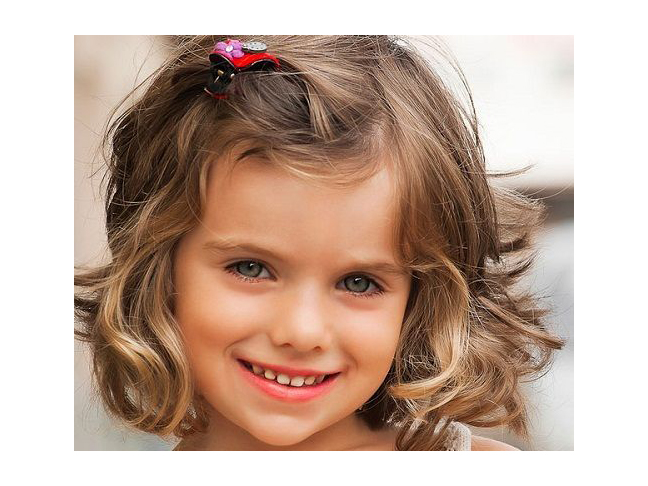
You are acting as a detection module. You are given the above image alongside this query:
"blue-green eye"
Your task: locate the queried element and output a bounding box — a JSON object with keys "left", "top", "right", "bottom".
{"left": 340, "top": 275, "right": 384, "bottom": 298}
{"left": 236, "top": 261, "right": 264, "bottom": 278}
{"left": 226, "top": 260, "right": 272, "bottom": 281}
{"left": 225, "top": 261, "right": 384, "bottom": 298}
{"left": 344, "top": 276, "right": 371, "bottom": 292}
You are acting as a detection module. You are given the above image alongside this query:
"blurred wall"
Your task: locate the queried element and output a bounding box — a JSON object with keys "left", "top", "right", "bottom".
{"left": 439, "top": 36, "right": 573, "bottom": 450}
{"left": 74, "top": 35, "right": 573, "bottom": 450}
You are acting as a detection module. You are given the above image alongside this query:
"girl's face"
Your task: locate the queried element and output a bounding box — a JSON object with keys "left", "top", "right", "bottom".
{"left": 174, "top": 157, "right": 411, "bottom": 447}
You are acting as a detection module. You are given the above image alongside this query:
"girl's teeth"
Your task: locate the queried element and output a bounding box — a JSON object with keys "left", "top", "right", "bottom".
{"left": 247, "top": 362, "right": 326, "bottom": 387}
{"left": 290, "top": 376, "right": 305, "bottom": 387}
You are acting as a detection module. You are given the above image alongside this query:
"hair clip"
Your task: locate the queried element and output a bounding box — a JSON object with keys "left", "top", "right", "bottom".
{"left": 205, "top": 39, "right": 280, "bottom": 99}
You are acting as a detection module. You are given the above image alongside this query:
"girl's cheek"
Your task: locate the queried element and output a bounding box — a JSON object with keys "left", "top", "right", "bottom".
{"left": 177, "top": 276, "right": 270, "bottom": 344}
{"left": 343, "top": 313, "right": 402, "bottom": 362}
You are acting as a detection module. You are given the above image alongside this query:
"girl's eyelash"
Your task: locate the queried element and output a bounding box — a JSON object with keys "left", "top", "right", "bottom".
{"left": 224, "top": 260, "right": 385, "bottom": 299}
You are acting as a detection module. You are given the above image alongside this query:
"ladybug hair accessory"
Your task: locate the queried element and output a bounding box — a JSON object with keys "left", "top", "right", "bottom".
{"left": 205, "top": 39, "right": 280, "bottom": 99}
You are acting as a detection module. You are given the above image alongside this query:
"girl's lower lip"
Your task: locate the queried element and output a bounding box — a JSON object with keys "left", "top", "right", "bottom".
{"left": 236, "top": 359, "right": 340, "bottom": 402}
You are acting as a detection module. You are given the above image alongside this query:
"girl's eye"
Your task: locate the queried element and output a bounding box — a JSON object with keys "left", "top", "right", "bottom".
{"left": 339, "top": 275, "right": 384, "bottom": 299}
{"left": 225, "top": 261, "right": 384, "bottom": 299}
{"left": 226, "top": 261, "right": 272, "bottom": 281}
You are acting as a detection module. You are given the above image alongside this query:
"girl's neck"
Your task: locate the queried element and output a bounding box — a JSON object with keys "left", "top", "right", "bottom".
{"left": 175, "top": 409, "right": 396, "bottom": 451}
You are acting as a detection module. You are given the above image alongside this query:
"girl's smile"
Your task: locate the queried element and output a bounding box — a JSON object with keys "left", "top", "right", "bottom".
{"left": 173, "top": 154, "right": 412, "bottom": 449}
{"left": 235, "top": 357, "right": 343, "bottom": 402}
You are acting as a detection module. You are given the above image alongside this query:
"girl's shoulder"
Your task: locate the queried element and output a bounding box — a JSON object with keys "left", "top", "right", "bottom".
{"left": 470, "top": 435, "right": 519, "bottom": 451}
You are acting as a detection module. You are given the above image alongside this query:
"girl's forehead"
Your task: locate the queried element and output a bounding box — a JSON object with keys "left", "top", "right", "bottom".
{"left": 200, "top": 157, "right": 402, "bottom": 264}
{"left": 208, "top": 156, "right": 396, "bottom": 213}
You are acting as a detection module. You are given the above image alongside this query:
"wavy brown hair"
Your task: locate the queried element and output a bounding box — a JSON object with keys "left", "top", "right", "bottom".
{"left": 75, "top": 35, "right": 564, "bottom": 450}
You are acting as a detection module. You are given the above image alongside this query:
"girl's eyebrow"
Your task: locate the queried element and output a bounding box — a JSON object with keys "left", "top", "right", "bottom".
{"left": 202, "top": 238, "right": 409, "bottom": 277}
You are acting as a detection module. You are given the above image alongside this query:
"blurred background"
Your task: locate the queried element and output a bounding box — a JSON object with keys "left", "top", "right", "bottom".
{"left": 74, "top": 35, "right": 573, "bottom": 450}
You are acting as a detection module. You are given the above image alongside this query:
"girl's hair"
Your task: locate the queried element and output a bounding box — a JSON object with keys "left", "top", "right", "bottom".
{"left": 75, "top": 35, "right": 564, "bottom": 450}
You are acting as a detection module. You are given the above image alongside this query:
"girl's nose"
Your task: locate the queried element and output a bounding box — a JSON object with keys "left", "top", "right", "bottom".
{"left": 268, "top": 282, "right": 333, "bottom": 353}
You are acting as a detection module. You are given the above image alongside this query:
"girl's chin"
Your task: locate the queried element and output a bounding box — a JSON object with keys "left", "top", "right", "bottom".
{"left": 242, "top": 419, "right": 322, "bottom": 447}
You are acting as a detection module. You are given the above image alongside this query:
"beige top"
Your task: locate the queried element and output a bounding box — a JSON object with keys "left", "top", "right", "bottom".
{"left": 442, "top": 421, "right": 472, "bottom": 451}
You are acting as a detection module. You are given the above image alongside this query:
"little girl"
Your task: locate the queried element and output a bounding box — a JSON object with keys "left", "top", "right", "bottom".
{"left": 75, "top": 35, "right": 564, "bottom": 451}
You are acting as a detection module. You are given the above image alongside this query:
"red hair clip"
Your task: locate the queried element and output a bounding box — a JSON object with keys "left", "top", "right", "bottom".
{"left": 204, "top": 39, "right": 280, "bottom": 99}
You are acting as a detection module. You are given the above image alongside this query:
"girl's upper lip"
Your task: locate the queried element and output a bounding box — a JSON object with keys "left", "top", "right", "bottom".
{"left": 237, "top": 357, "right": 341, "bottom": 377}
